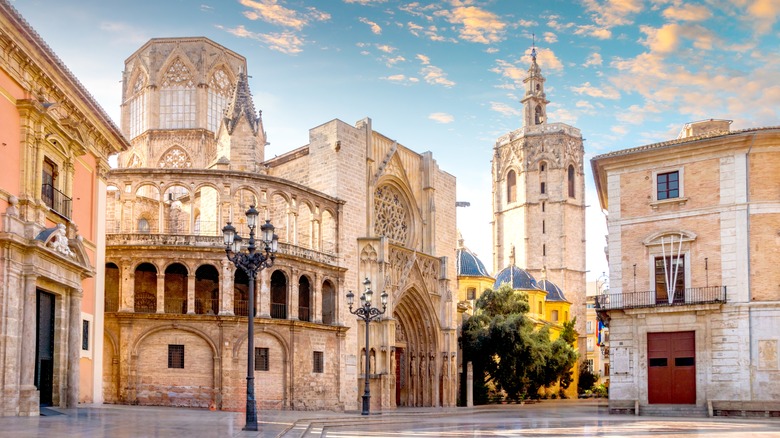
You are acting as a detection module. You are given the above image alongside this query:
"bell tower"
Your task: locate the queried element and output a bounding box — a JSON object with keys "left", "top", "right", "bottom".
{"left": 520, "top": 44, "right": 549, "bottom": 127}
{"left": 491, "top": 42, "right": 587, "bottom": 342}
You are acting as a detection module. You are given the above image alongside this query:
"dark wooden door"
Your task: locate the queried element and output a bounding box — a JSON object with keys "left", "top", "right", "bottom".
{"left": 35, "top": 290, "right": 55, "bottom": 406}
{"left": 648, "top": 331, "right": 696, "bottom": 404}
{"left": 395, "top": 347, "right": 404, "bottom": 406}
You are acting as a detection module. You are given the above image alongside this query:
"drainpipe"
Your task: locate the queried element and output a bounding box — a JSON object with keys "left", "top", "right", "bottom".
{"left": 745, "top": 133, "right": 755, "bottom": 400}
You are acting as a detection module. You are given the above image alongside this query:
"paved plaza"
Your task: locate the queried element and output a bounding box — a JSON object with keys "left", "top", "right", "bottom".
{"left": 0, "top": 400, "right": 779, "bottom": 438}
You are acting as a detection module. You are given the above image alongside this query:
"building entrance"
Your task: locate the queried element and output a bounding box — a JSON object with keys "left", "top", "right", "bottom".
{"left": 35, "top": 290, "right": 56, "bottom": 406}
{"left": 648, "top": 331, "right": 695, "bottom": 404}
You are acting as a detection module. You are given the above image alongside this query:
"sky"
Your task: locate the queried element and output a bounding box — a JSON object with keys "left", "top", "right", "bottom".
{"left": 10, "top": 0, "right": 780, "bottom": 281}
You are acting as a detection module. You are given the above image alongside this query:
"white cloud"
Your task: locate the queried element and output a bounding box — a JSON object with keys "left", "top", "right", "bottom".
{"left": 359, "top": 17, "right": 382, "bottom": 34}
{"left": 421, "top": 65, "right": 455, "bottom": 87}
{"left": 490, "top": 101, "right": 521, "bottom": 116}
{"left": 583, "top": 52, "right": 603, "bottom": 67}
{"left": 239, "top": 0, "right": 330, "bottom": 30}
{"left": 435, "top": 2, "right": 506, "bottom": 44}
{"left": 416, "top": 54, "right": 431, "bottom": 65}
{"left": 543, "top": 32, "right": 557, "bottom": 43}
{"left": 571, "top": 82, "right": 621, "bottom": 99}
{"left": 429, "top": 112, "right": 455, "bottom": 123}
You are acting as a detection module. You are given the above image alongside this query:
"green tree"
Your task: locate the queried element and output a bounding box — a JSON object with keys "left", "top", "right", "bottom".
{"left": 461, "top": 284, "right": 579, "bottom": 402}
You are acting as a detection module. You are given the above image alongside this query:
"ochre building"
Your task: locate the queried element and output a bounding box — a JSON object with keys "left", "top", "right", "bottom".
{"left": 592, "top": 120, "right": 780, "bottom": 415}
{"left": 102, "top": 37, "right": 458, "bottom": 412}
{"left": 0, "top": 0, "right": 129, "bottom": 416}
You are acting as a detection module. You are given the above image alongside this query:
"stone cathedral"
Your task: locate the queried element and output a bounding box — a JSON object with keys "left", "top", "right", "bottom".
{"left": 101, "top": 37, "right": 458, "bottom": 411}
{"left": 491, "top": 48, "right": 587, "bottom": 344}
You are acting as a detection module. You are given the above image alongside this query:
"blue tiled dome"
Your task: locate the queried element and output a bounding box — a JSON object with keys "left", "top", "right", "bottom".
{"left": 538, "top": 279, "right": 567, "bottom": 302}
{"left": 493, "top": 265, "right": 538, "bottom": 290}
{"left": 456, "top": 246, "right": 491, "bottom": 278}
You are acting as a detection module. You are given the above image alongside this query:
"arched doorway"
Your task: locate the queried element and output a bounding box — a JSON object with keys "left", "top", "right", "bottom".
{"left": 393, "top": 287, "right": 440, "bottom": 407}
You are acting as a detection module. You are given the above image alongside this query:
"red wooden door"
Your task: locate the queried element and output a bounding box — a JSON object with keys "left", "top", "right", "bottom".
{"left": 648, "top": 331, "right": 696, "bottom": 404}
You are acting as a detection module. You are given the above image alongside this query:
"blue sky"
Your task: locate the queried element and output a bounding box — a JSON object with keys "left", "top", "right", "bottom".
{"left": 11, "top": 0, "right": 780, "bottom": 280}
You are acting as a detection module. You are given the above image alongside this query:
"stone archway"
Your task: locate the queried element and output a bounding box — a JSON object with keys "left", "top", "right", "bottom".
{"left": 393, "top": 287, "right": 440, "bottom": 407}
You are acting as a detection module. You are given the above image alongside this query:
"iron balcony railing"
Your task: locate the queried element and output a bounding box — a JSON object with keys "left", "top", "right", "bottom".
{"left": 595, "top": 286, "right": 726, "bottom": 311}
{"left": 41, "top": 184, "right": 72, "bottom": 219}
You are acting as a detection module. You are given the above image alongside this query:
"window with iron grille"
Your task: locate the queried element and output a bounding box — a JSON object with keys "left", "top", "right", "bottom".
{"left": 657, "top": 171, "right": 679, "bottom": 200}
{"left": 255, "top": 347, "right": 269, "bottom": 371}
{"left": 313, "top": 351, "right": 324, "bottom": 373}
{"left": 82, "top": 320, "right": 89, "bottom": 351}
{"left": 168, "top": 344, "right": 184, "bottom": 369}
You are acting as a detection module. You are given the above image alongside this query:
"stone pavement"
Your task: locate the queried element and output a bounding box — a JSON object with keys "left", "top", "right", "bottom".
{"left": 0, "top": 400, "right": 778, "bottom": 438}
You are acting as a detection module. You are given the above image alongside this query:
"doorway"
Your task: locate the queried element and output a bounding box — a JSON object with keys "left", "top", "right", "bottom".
{"left": 647, "top": 331, "right": 696, "bottom": 404}
{"left": 35, "top": 290, "right": 56, "bottom": 406}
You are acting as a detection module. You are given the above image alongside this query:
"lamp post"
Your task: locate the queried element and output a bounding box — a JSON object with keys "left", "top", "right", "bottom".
{"left": 346, "top": 277, "right": 388, "bottom": 415}
{"left": 222, "top": 205, "right": 278, "bottom": 431}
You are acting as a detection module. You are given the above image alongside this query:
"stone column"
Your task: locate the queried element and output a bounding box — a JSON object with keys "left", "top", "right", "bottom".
{"left": 20, "top": 273, "right": 39, "bottom": 415}
{"left": 289, "top": 269, "right": 299, "bottom": 320}
{"left": 186, "top": 274, "right": 195, "bottom": 314}
{"left": 313, "top": 273, "right": 323, "bottom": 323}
{"left": 120, "top": 264, "right": 134, "bottom": 312}
{"left": 66, "top": 288, "right": 82, "bottom": 408}
{"left": 220, "top": 261, "right": 233, "bottom": 315}
{"left": 156, "top": 272, "right": 165, "bottom": 313}
{"left": 466, "top": 361, "right": 473, "bottom": 407}
{"left": 258, "top": 268, "right": 270, "bottom": 318}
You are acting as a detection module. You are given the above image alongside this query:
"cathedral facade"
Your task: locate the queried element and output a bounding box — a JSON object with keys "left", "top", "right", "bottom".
{"left": 490, "top": 48, "right": 587, "bottom": 346}
{"left": 102, "top": 37, "right": 458, "bottom": 411}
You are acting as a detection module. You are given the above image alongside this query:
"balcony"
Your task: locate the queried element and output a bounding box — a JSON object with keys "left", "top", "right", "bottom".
{"left": 42, "top": 184, "right": 72, "bottom": 219}
{"left": 595, "top": 286, "right": 726, "bottom": 311}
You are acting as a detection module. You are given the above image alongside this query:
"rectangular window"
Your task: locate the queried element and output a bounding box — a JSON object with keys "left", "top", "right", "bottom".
{"left": 41, "top": 158, "right": 57, "bottom": 209}
{"left": 82, "top": 320, "right": 90, "bottom": 351}
{"left": 168, "top": 344, "right": 185, "bottom": 369}
{"left": 586, "top": 320, "right": 593, "bottom": 334}
{"left": 657, "top": 171, "right": 679, "bottom": 200}
{"left": 540, "top": 182, "right": 546, "bottom": 195}
{"left": 467, "top": 288, "right": 476, "bottom": 300}
{"left": 255, "top": 347, "right": 269, "bottom": 371}
{"left": 313, "top": 351, "right": 324, "bottom": 373}
{"left": 587, "top": 359, "right": 594, "bottom": 373}
{"left": 655, "top": 256, "right": 685, "bottom": 304}
{"left": 587, "top": 338, "right": 594, "bottom": 351}
{"left": 542, "top": 220, "right": 545, "bottom": 234}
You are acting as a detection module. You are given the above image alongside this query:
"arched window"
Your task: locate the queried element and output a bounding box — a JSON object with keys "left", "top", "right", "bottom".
{"left": 506, "top": 170, "right": 516, "bottom": 203}
{"left": 128, "top": 73, "right": 147, "bottom": 138}
{"left": 195, "top": 264, "right": 219, "bottom": 315}
{"left": 105, "top": 263, "right": 120, "bottom": 312}
{"left": 551, "top": 309, "right": 559, "bottom": 322}
{"left": 568, "top": 165, "right": 575, "bottom": 198}
{"left": 534, "top": 105, "right": 544, "bottom": 125}
{"left": 164, "top": 263, "right": 188, "bottom": 314}
{"left": 271, "top": 270, "right": 288, "bottom": 319}
{"left": 134, "top": 263, "right": 157, "bottom": 313}
{"left": 233, "top": 269, "right": 249, "bottom": 316}
{"left": 137, "top": 218, "right": 150, "bottom": 234}
{"left": 298, "top": 276, "right": 311, "bottom": 322}
{"left": 207, "top": 68, "right": 233, "bottom": 133}
{"left": 322, "top": 280, "right": 336, "bottom": 325}
{"left": 160, "top": 58, "right": 195, "bottom": 129}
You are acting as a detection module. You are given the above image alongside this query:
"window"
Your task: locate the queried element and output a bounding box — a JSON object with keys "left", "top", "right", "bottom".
{"left": 568, "top": 165, "right": 575, "bottom": 198}
{"left": 541, "top": 202, "right": 545, "bottom": 212}
{"left": 587, "top": 359, "right": 594, "bottom": 373}
{"left": 655, "top": 256, "right": 685, "bottom": 304}
{"left": 138, "top": 218, "right": 150, "bottom": 233}
{"left": 313, "top": 351, "right": 324, "bottom": 373}
{"left": 587, "top": 338, "right": 594, "bottom": 351}
{"left": 207, "top": 68, "right": 232, "bottom": 133}
{"left": 506, "top": 170, "right": 516, "bottom": 203}
{"left": 542, "top": 220, "right": 545, "bottom": 234}
{"left": 255, "top": 347, "right": 269, "bottom": 371}
{"left": 82, "top": 320, "right": 90, "bottom": 351}
{"left": 128, "top": 74, "right": 147, "bottom": 138}
{"left": 656, "top": 171, "right": 679, "bottom": 200}
{"left": 551, "top": 310, "right": 559, "bottom": 321}
{"left": 586, "top": 320, "right": 593, "bottom": 334}
{"left": 160, "top": 59, "right": 196, "bottom": 129}
{"left": 540, "top": 182, "right": 546, "bottom": 195}
{"left": 538, "top": 302, "right": 542, "bottom": 314}
{"left": 41, "top": 157, "right": 57, "bottom": 209}
{"left": 543, "top": 244, "right": 546, "bottom": 256}
{"left": 467, "top": 287, "right": 476, "bottom": 300}
{"left": 168, "top": 345, "right": 184, "bottom": 369}
{"left": 540, "top": 163, "right": 546, "bottom": 172}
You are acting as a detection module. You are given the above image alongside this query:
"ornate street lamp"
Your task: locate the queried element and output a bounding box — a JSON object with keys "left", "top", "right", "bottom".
{"left": 222, "top": 205, "right": 278, "bottom": 431}
{"left": 346, "top": 277, "right": 388, "bottom": 415}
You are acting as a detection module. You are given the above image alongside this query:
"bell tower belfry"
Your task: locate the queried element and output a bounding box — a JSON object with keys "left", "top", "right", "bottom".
{"left": 491, "top": 42, "right": 587, "bottom": 342}
{"left": 521, "top": 45, "right": 549, "bottom": 127}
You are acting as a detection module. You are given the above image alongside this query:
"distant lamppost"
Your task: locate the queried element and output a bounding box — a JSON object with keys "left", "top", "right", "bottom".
{"left": 346, "top": 277, "right": 388, "bottom": 416}
{"left": 222, "top": 205, "right": 278, "bottom": 431}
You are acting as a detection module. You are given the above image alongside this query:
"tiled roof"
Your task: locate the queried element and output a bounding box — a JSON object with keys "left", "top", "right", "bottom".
{"left": 493, "top": 265, "right": 538, "bottom": 290}
{"left": 456, "top": 246, "right": 492, "bottom": 278}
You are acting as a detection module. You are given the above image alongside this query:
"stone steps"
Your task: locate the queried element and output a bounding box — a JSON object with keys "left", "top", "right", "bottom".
{"left": 638, "top": 404, "right": 708, "bottom": 417}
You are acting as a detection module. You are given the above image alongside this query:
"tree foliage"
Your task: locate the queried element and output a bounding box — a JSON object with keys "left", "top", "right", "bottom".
{"left": 460, "top": 283, "right": 579, "bottom": 402}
